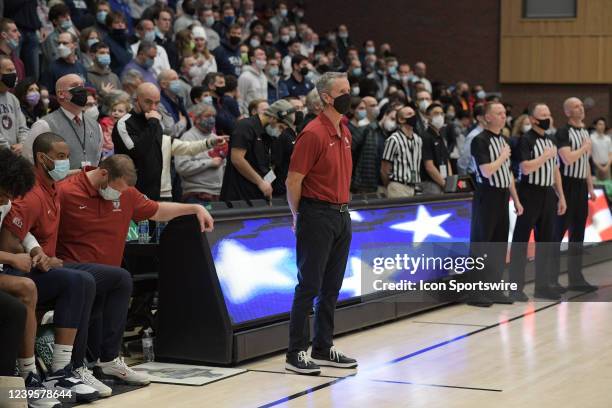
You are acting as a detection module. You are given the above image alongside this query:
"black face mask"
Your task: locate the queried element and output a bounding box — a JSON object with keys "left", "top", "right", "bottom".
{"left": 1, "top": 72, "right": 17, "bottom": 88}
{"left": 461, "top": 91, "right": 470, "bottom": 99}
{"left": 536, "top": 118, "right": 551, "bottom": 131}
{"left": 299, "top": 67, "right": 309, "bottom": 76}
{"left": 331, "top": 93, "right": 351, "bottom": 115}
{"left": 229, "top": 36, "right": 241, "bottom": 46}
{"left": 405, "top": 115, "right": 418, "bottom": 128}
{"left": 215, "top": 86, "right": 226, "bottom": 97}
{"left": 294, "top": 111, "right": 304, "bottom": 127}
{"left": 318, "top": 64, "right": 330, "bottom": 74}
{"left": 111, "top": 29, "right": 127, "bottom": 41}
{"left": 68, "top": 87, "right": 88, "bottom": 107}
{"left": 183, "top": 4, "right": 196, "bottom": 15}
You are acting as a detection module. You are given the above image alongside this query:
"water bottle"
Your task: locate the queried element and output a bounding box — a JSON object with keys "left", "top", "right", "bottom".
{"left": 155, "top": 221, "right": 167, "bottom": 243}
{"left": 138, "top": 220, "right": 150, "bottom": 243}
{"left": 142, "top": 328, "right": 154, "bottom": 362}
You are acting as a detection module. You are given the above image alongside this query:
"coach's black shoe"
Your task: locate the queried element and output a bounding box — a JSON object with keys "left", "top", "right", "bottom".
{"left": 533, "top": 287, "right": 561, "bottom": 300}
{"left": 550, "top": 283, "right": 568, "bottom": 294}
{"left": 509, "top": 290, "right": 529, "bottom": 302}
{"left": 567, "top": 282, "right": 598, "bottom": 293}
{"left": 285, "top": 351, "right": 321, "bottom": 375}
{"left": 489, "top": 292, "right": 514, "bottom": 305}
{"left": 311, "top": 346, "right": 358, "bottom": 369}
{"left": 466, "top": 294, "right": 493, "bottom": 307}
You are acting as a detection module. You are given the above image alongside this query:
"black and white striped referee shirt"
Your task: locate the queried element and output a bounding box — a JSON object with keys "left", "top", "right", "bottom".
{"left": 471, "top": 130, "right": 512, "bottom": 188}
{"left": 518, "top": 130, "right": 557, "bottom": 187}
{"left": 555, "top": 125, "right": 589, "bottom": 179}
{"left": 382, "top": 130, "right": 423, "bottom": 185}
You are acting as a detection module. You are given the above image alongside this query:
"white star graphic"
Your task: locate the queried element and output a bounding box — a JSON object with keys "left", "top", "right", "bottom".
{"left": 339, "top": 256, "right": 362, "bottom": 297}
{"left": 390, "top": 205, "right": 451, "bottom": 243}
{"left": 214, "top": 240, "right": 294, "bottom": 303}
{"left": 349, "top": 211, "right": 364, "bottom": 222}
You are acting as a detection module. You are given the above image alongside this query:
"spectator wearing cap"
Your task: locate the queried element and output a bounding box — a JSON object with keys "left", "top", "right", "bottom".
{"left": 213, "top": 24, "right": 243, "bottom": 77}
{"left": 283, "top": 55, "right": 315, "bottom": 98}
{"left": 238, "top": 47, "right": 268, "bottom": 116}
{"left": 130, "top": 19, "right": 171, "bottom": 76}
{"left": 175, "top": 103, "right": 226, "bottom": 205}
{"left": 220, "top": 99, "right": 295, "bottom": 202}
{"left": 191, "top": 26, "right": 218, "bottom": 79}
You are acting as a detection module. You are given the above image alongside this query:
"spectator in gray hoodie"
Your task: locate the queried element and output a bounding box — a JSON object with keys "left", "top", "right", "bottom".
{"left": 237, "top": 47, "right": 268, "bottom": 116}
{"left": 175, "top": 103, "right": 226, "bottom": 204}
{"left": 0, "top": 55, "right": 28, "bottom": 153}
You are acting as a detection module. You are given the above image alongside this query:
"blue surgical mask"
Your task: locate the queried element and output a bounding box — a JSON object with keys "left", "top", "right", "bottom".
{"left": 356, "top": 109, "right": 366, "bottom": 120}
{"left": 388, "top": 65, "right": 397, "bottom": 75}
{"left": 268, "top": 67, "right": 279, "bottom": 77}
{"left": 143, "top": 30, "right": 156, "bottom": 42}
{"left": 7, "top": 38, "right": 19, "bottom": 50}
{"left": 96, "top": 11, "right": 108, "bottom": 24}
{"left": 99, "top": 185, "right": 122, "bottom": 201}
{"left": 224, "top": 16, "right": 235, "bottom": 25}
{"left": 169, "top": 79, "right": 182, "bottom": 94}
{"left": 97, "top": 54, "right": 111, "bottom": 66}
{"left": 44, "top": 155, "right": 70, "bottom": 181}
{"left": 143, "top": 57, "right": 154, "bottom": 69}
{"left": 60, "top": 19, "right": 73, "bottom": 31}
{"left": 352, "top": 67, "right": 362, "bottom": 77}
{"left": 87, "top": 38, "right": 99, "bottom": 48}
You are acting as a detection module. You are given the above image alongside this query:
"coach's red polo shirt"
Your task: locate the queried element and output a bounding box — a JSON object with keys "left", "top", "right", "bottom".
{"left": 3, "top": 169, "right": 60, "bottom": 257}
{"left": 289, "top": 113, "right": 352, "bottom": 204}
{"left": 56, "top": 168, "right": 159, "bottom": 267}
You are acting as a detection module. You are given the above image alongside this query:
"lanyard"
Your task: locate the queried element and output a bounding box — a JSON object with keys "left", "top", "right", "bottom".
{"left": 59, "top": 110, "right": 87, "bottom": 156}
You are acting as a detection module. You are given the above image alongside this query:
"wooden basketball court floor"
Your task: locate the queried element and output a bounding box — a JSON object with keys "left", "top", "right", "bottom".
{"left": 94, "top": 260, "right": 612, "bottom": 408}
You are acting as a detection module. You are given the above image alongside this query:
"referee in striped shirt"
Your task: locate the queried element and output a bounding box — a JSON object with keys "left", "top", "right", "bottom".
{"left": 549, "top": 97, "right": 598, "bottom": 293}
{"left": 508, "top": 103, "right": 567, "bottom": 301}
{"left": 469, "top": 102, "right": 523, "bottom": 306}
{"left": 381, "top": 106, "right": 423, "bottom": 198}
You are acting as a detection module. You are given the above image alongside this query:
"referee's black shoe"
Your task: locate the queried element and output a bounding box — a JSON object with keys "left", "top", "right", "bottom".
{"left": 311, "top": 346, "right": 358, "bottom": 369}
{"left": 509, "top": 290, "right": 529, "bottom": 302}
{"left": 534, "top": 287, "right": 561, "bottom": 300}
{"left": 466, "top": 294, "right": 493, "bottom": 307}
{"left": 285, "top": 351, "right": 321, "bottom": 375}
{"left": 567, "top": 281, "right": 598, "bottom": 293}
{"left": 550, "top": 282, "right": 568, "bottom": 294}
{"left": 489, "top": 291, "right": 514, "bottom": 304}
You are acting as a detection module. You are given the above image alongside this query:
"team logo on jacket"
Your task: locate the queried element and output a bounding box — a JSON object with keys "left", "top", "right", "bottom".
{"left": 12, "top": 216, "right": 23, "bottom": 229}
{"left": 2, "top": 115, "right": 12, "bottom": 130}
{"left": 112, "top": 200, "right": 122, "bottom": 211}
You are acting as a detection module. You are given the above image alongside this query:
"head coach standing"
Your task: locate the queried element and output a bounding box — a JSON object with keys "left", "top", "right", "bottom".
{"left": 284, "top": 72, "right": 357, "bottom": 376}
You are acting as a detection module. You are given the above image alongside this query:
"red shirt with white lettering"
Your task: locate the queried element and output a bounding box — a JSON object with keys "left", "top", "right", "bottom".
{"left": 289, "top": 113, "right": 353, "bottom": 204}
{"left": 3, "top": 169, "right": 60, "bottom": 256}
{"left": 56, "top": 168, "right": 159, "bottom": 266}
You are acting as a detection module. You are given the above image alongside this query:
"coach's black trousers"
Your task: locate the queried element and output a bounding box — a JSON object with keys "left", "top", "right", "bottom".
{"left": 470, "top": 184, "right": 510, "bottom": 285}
{"left": 549, "top": 177, "right": 589, "bottom": 285}
{"left": 0, "top": 290, "right": 26, "bottom": 375}
{"left": 509, "top": 183, "right": 557, "bottom": 291}
{"left": 288, "top": 199, "right": 352, "bottom": 354}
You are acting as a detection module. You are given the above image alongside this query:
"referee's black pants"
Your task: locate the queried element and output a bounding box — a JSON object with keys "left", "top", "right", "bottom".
{"left": 288, "top": 199, "right": 352, "bottom": 354}
{"left": 509, "top": 183, "right": 557, "bottom": 291}
{"left": 470, "top": 184, "right": 509, "bottom": 285}
{"left": 0, "top": 290, "right": 26, "bottom": 375}
{"left": 550, "top": 177, "right": 589, "bottom": 285}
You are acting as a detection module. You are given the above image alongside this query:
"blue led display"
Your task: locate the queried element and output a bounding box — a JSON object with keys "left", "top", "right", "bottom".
{"left": 207, "top": 199, "right": 473, "bottom": 325}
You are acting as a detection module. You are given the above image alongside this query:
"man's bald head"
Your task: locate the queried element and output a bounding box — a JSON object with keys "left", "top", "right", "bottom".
{"left": 563, "top": 97, "right": 584, "bottom": 121}
{"left": 56, "top": 74, "right": 85, "bottom": 109}
{"left": 135, "top": 82, "right": 160, "bottom": 113}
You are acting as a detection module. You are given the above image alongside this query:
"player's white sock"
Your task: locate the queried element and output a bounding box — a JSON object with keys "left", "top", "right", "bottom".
{"left": 51, "top": 343, "right": 73, "bottom": 373}
{"left": 17, "top": 356, "right": 37, "bottom": 379}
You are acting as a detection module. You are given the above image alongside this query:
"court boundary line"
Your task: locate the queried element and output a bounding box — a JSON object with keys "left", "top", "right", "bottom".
{"left": 412, "top": 321, "right": 489, "bottom": 327}
{"left": 258, "top": 289, "right": 595, "bottom": 408}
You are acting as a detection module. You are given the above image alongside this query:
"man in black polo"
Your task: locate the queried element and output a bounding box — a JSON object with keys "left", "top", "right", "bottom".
{"left": 421, "top": 102, "right": 452, "bottom": 195}
{"left": 549, "top": 97, "right": 598, "bottom": 293}
{"left": 509, "top": 103, "right": 567, "bottom": 301}
{"left": 220, "top": 99, "right": 295, "bottom": 203}
{"left": 285, "top": 72, "right": 357, "bottom": 375}
{"left": 470, "top": 102, "right": 523, "bottom": 306}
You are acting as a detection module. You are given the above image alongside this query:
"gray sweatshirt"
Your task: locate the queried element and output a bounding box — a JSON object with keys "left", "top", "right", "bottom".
{"left": 0, "top": 91, "right": 29, "bottom": 149}
{"left": 174, "top": 127, "right": 225, "bottom": 195}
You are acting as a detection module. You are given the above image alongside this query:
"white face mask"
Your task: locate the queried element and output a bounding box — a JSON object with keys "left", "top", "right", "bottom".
{"left": 58, "top": 44, "right": 72, "bottom": 59}
{"left": 384, "top": 119, "right": 397, "bottom": 132}
{"left": 522, "top": 124, "right": 532, "bottom": 134}
{"left": 418, "top": 100, "right": 430, "bottom": 113}
{"left": 84, "top": 106, "right": 99, "bottom": 121}
{"left": 255, "top": 59, "right": 267, "bottom": 70}
{"left": 431, "top": 114, "right": 445, "bottom": 130}
{"left": 99, "top": 184, "right": 122, "bottom": 201}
